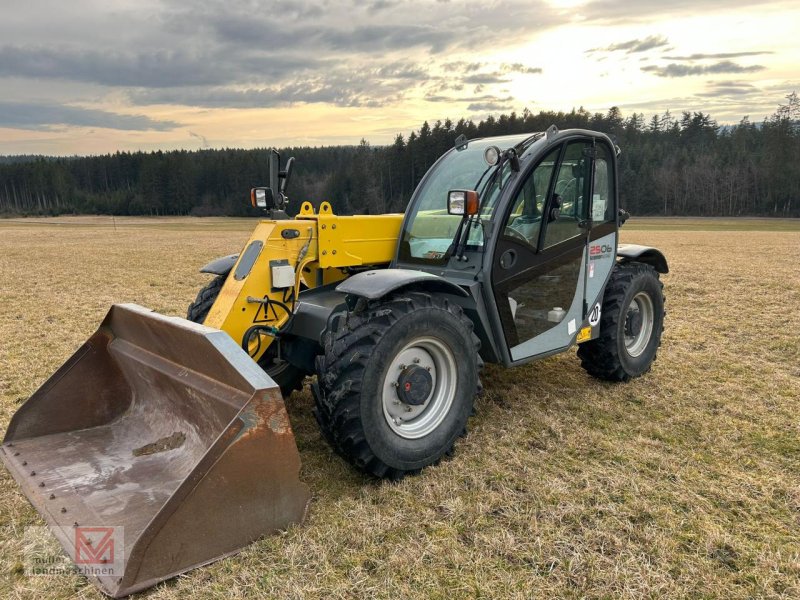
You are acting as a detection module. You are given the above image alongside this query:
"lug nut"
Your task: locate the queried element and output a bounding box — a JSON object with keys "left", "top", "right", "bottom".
{"left": 60, "top": 507, "right": 67, "bottom": 513}
{"left": 39, "top": 482, "right": 45, "bottom": 487}
{"left": 413, "top": 358, "right": 420, "bottom": 364}
{"left": 49, "top": 494, "right": 55, "bottom": 500}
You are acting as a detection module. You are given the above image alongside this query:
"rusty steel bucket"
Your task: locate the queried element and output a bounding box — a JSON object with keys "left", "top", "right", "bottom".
{"left": 0, "top": 304, "right": 310, "bottom": 597}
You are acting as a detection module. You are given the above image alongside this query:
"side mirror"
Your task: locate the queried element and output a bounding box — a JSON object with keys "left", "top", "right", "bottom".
{"left": 268, "top": 150, "right": 281, "bottom": 198}
{"left": 447, "top": 190, "right": 479, "bottom": 216}
{"left": 279, "top": 156, "right": 294, "bottom": 195}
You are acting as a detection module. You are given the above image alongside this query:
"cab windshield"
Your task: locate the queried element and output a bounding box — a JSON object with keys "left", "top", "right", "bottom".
{"left": 399, "top": 135, "right": 532, "bottom": 263}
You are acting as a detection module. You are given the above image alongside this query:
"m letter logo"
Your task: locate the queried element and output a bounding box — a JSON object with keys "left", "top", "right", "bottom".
{"left": 74, "top": 527, "right": 115, "bottom": 565}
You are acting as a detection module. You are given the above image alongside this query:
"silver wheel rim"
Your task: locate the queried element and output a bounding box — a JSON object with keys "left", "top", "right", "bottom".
{"left": 624, "top": 292, "right": 654, "bottom": 357}
{"left": 381, "top": 337, "right": 457, "bottom": 439}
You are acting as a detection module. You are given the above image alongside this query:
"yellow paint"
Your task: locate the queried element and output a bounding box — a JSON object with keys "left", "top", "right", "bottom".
{"left": 204, "top": 202, "right": 403, "bottom": 362}
{"left": 576, "top": 326, "right": 592, "bottom": 343}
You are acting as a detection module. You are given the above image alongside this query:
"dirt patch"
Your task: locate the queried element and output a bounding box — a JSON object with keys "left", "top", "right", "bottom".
{"left": 132, "top": 432, "right": 186, "bottom": 457}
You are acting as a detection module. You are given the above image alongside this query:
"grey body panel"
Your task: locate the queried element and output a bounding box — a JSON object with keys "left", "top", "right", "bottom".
{"left": 617, "top": 244, "right": 669, "bottom": 273}
{"left": 286, "top": 284, "right": 348, "bottom": 342}
{"left": 336, "top": 269, "right": 469, "bottom": 299}
{"left": 200, "top": 254, "right": 238, "bottom": 275}
{"left": 586, "top": 233, "right": 618, "bottom": 307}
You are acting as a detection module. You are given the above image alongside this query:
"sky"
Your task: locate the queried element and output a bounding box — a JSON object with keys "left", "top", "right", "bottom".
{"left": 0, "top": 0, "right": 797, "bottom": 155}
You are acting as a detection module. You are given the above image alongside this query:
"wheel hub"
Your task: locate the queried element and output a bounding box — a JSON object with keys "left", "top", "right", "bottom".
{"left": 397, "top": 364, "right": 433, "bottom": 405}
{"left": 382, "top": 337, "right": 457, "bottom": 439}
{"left": 623, "top": 292, "right": 655, "bottom": 358}
{"left": 625, "top": 310, "right": 643, "bottom": 338}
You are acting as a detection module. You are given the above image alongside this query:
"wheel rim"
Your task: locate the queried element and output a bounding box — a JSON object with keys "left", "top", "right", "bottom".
{"left": 382, "top": 336, "right": 457, "bottom": 439}
{"left": 624, "top": 291, "right": 654, "bottom": 357}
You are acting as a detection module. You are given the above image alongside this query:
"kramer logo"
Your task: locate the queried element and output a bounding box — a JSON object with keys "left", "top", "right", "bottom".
{"left": 75, "top": 527, "right": 115, "bottom": 565}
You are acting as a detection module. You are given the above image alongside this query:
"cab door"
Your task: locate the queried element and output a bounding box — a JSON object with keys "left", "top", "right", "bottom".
{"left": 490, "top": 139, "right": 593, "bottom": 362}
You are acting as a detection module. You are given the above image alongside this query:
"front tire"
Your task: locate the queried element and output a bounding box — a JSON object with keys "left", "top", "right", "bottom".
{"left": 578, "top": 262, "right": 665, "bottom": 381}
{"left": 187, "top": 274, "right": 306, "bottom": 396}
{"left": 313, "top": 292, "right": 481, "bottom": 479}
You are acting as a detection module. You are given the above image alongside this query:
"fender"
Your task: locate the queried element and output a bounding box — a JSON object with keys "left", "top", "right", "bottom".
{"left": 200, "top": 253, "right": 239, "bottom": 275}
{"left": 616, "top": 244, "right": 669, "bottom": 274}
{"left": 336, "top": 268, "right": 469, "bottom": 301}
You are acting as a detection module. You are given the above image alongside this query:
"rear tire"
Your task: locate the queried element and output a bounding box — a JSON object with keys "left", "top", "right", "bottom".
{"left": 313, "top": 292, "right": 481, "bottom": 479}
{"left": 577, "top": 262, "right": 665, "bottom": 381}
{"left": 187, "top": 274, "right": 306, "bottom": 397}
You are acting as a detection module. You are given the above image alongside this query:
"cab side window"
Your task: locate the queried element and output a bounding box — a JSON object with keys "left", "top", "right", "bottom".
{"left": 502, "top": 148, "right": 559, "bottom": 251}
{"left": 543, "top": 141, "right": 590, "bottom": 248}
{"left": 591, "top": 144, "right": 614, "bottom": 223}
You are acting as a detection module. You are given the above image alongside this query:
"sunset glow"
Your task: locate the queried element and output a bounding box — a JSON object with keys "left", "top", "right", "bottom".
{"left": 0, "top": 0, "right": 797, "bottom": 155}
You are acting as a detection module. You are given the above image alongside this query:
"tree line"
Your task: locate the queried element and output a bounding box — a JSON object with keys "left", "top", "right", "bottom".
{"left": 1, "top": 93, "right": 798, "bottom": 218}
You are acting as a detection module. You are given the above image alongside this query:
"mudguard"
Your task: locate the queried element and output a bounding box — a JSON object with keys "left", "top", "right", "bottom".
{"left": 336, "top": 268, "right": 469, "bottom": 300}
{"left": 617, "top": 244, "right": 669, "bottom": 274}
{"left": 200, "top": 253, "right": 238, "bottom": 275}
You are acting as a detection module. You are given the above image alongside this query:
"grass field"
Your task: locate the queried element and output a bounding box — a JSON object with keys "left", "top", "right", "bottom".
{"left": 0, "top": 217, "right": 798, "bottom": 599}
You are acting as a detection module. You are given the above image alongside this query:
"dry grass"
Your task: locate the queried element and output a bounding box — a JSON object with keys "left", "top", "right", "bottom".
{"left": 0, "top": 217, "right": 798, "bottom": 599}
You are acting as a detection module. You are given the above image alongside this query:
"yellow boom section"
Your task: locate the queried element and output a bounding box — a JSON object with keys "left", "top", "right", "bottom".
{"left": 204, "top": 201, "right": 403, "bottom": 362}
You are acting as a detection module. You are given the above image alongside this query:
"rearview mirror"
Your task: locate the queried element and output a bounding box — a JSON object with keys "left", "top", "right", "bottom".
{"left": 448, "top": 190, "right": 479, "bottom": 216}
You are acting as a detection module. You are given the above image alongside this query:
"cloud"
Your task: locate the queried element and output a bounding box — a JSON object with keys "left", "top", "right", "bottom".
{"left": 463, "top": 73, "right": 511, "bottom": 85}
{"left": 467, "top": 101, "right": 515, "bottom": 112}
{"left": 442, "top": 61, "right": 484, "bottom": 73}
{"left": 0, "top": 0, "right": 790, "bottom": 141}
{"left": 579, "top": 0, "right": 759, "bottom": 24}
{"left": 642, "top": 60, "right": 766, "bottom": 77}
{"left": 0, "top": 45, "right": 316, "bottom": 88}
{"left": 697, "top": 80, "right": 760, "bottom": 97}
{"left": 130, "top": 69, "right": 420, "bottom": 109}
{"left": 0, "top": 102, "right": 179, "bottom": 131}
{"left": 663, "top": 51, "right": 774, "bottom": 61}
{"left": 426, "top": 94, "right": 515, "bottom": 104}
{"left": 589, "top": 35, "right": 670, "bottom": 54}
{"left": 501, "top": 63, "right": 543, "bottom": 74}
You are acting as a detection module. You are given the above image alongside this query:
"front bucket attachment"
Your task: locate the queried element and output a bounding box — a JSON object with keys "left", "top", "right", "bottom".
{"left": 1, "top": 304, "right": 310, "bottom": 597}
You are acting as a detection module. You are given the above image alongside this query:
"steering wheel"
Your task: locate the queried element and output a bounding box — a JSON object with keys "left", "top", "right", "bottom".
{"left": 504, "top": 225, "right": 531, "bottom": 245}
{"left": 555, "top": 177, "right": 576, "bottom": 198}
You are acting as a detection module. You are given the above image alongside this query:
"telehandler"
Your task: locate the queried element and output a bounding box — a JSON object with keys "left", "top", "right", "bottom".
{"left": 1, "top": 126, "right": 667, "bottom": 596}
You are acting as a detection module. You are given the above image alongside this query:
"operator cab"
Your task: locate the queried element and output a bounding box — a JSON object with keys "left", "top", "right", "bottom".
{"left": 396, "top": 128, "right": 620, "bottom": 366}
